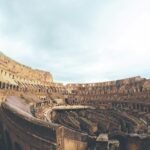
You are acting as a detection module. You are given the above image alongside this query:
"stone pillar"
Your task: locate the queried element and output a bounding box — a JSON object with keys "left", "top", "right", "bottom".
{"left": 96, "top": 136, "right": 120, "bottom": 150}
{"left": 4, "top": 83, "right": 7, "bottom": 90}
{"left": 134, "top": 104, "right": 137, "bottom": 110}
{"left": 96, "top": 134, "right": 109, "bottom": 150}
{"left": 108, "top": 140, "right": 119, "bottom": 150}
{"left": 141, "top": 105, "right": 144, "bottom": 112}
{"left": 120, "top": 103, "right": 123, "bottom": 110}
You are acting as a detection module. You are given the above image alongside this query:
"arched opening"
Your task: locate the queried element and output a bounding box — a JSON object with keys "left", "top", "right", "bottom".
{"left": 2, "top": 82, "right": 5, "bottom": 89}
{"left": 9, "top": 84, "right": 12, "bottom": 90}
{"left": 6, "top": 83, "right": 9, "bottom": 89}
{"left": 16, "top": 86, "right": 19, "bottom": 91}
{"left": 4, "top": 130, "right": 12, "bottom": 150}
{"left": 65, "top": 98, "right": 69, "bottom": 104}
{"left": 14, "top": 142, "right": 23, "bottom": 150}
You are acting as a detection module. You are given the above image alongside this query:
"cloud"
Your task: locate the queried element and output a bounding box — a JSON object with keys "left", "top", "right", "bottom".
{"left": 0, "top": 0, "right": 150, "bottom": 83}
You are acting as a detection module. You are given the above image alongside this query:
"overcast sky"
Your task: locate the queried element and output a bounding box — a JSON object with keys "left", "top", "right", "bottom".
{"left": 0, "top": 0, "right": 150, "bottom": 83}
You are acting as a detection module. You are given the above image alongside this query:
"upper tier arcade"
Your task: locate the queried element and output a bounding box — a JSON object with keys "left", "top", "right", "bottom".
{"left": 0, "top": 51, "right": 53, "bottom": 86}
{"left": 66, "top": 76, "right": 150, "bottom": 105}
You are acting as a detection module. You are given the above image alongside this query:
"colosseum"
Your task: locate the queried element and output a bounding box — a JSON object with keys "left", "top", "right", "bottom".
{"left": 0, "top": 51, "right": 149, "bottom": 150}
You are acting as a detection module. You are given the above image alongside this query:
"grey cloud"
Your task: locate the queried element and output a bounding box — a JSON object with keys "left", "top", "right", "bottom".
{"left": 0, "top": 0, "right": 150, "bottom": 82}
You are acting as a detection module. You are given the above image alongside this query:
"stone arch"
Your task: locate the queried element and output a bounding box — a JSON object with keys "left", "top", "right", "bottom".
{"left": 1, "top": 82, "right": 5, "bottom": 89}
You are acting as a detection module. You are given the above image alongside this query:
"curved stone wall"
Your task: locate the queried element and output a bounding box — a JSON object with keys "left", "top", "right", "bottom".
{"left": 0, "top": 52, "right": 149, "bottom": 150}
{"left": 0, "top": 52, "right": 53, "bottom": 86}
{"left": 0, "top": 97, "right": 60, "bottom": 149}
{"left": 66, "top": 77, "right": 150, "bottom": 105}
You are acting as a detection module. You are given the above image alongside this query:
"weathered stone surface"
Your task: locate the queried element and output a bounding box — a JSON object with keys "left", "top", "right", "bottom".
{"left": 0, "top": 52, "right": 149, "bottom": 150}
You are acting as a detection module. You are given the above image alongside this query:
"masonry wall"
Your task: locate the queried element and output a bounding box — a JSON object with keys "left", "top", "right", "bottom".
{"left": 63, "top": 127, "right": 88, "bottom": 150}
{"left": 0, "top": 103, "right": 58, "bottom": 150}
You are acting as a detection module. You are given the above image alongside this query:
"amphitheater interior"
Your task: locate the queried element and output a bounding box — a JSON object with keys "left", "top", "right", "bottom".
{"left": 0, "top": 51, "right": 149, "bottom": 150}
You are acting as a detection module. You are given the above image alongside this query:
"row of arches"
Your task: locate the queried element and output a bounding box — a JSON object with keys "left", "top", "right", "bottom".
{"left": 0, "top": 81, "right": 67, "bottom": 101}
{"left": 112, "top": 102, "right": 150, "bottom": 113}
{"left": 0, "top": 82, "right": 19, "bottom": 90}
{"left": 0, "top": 68, "right": 41, "bottom": 85}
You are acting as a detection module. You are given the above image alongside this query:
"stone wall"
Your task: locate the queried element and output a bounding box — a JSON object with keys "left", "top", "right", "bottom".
{"left": 0, "top": 96, "right": 91, "bottom": 150}
{"left": 66, "top": 76, "right": 150, "bottom": 105}
{"left": 0, "top": 101, "right": 59, "bottom": 150}
{"left": 0, "top": 52, "right": 53, "bottom": 86}
{"left": 0, "top": 52, "right": 149, "bottom": 150}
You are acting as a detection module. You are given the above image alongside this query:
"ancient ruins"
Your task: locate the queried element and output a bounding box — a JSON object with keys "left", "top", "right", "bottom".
{"left": 0, "top": 51, "right": 149, "bottom": 150}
